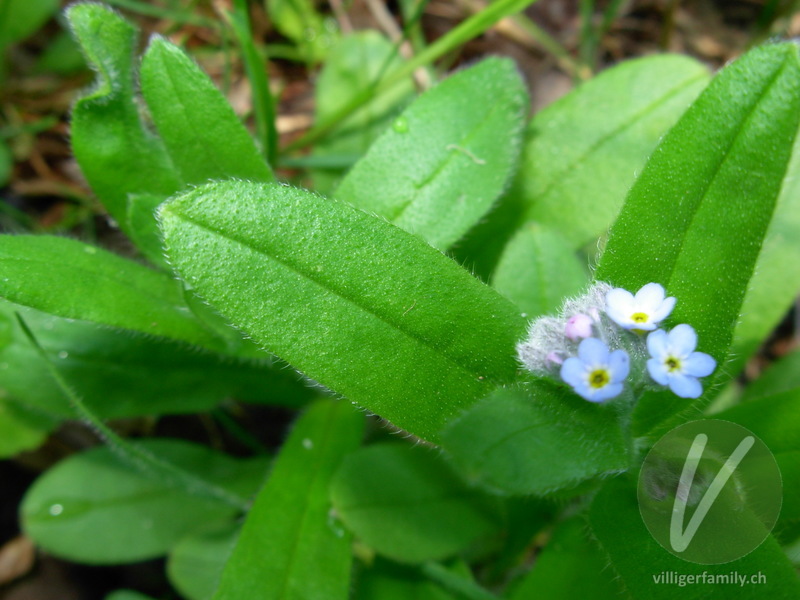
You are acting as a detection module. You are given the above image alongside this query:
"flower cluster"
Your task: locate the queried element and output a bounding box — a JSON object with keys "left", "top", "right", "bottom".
{"left": 516, "top": 282, "right": 716, "bottom": 403}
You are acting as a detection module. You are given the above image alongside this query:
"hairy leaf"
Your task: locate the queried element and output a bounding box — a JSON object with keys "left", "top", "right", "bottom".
{"left": 67, "top": 4, "right": 180, "bottom": 235}
{"left": 213, "top": 400, "right": 363, "bottom": 600}
{"left": 140, "top": 37, "right": 273, "bottom": 185}
{"left": 440, "top": 385, "right": 628, "bottom": 495}
{"left": 336, "top": 57, "right": 528, "bottom": 250}
{"left": 331, "top": 443, "right": 502, "bottom": 562}
{"left": 0, "top": 235, "right": 224, "bottom": 350}
{"left": 159, "top": 181, "right": 526, "bottom": 441}
{"left": 456, "top": 54, "right": 709, "bottom": 277}
{"left": 22, "top": 439, "right": 267, "bottom": 564}
{"left": 0, "top": 302, "right": 316, "bottom": 419}
{"left": 491, "top": 224, "right": 588, "bottom": 319}
{"left": 595, "top": 43, "right": 800, "bottom": 437}
{"left": 589, "top": 477, "right": 800, "bottom": 599}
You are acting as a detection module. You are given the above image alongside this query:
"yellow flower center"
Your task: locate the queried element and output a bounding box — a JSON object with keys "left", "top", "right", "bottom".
{"left": 588, "top": 368, "right": 610, "bottom": 389}
{"left": 665, "top": 356, "right": 682, "bottom": 372}
{"left": 631, "top": 312, "right": 649, "bottom": 323}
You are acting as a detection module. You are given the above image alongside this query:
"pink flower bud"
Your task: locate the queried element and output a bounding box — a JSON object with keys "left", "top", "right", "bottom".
{"left": 546, "top": 351, "right": 564, "bottom": 366}
{"left": 565, "top": 314, "right": 593, "bottom": 341}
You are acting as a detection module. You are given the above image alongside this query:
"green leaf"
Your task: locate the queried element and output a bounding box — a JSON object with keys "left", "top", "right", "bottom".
{"left": 491, "top": 224, "right": 588, "bottom": 319}
{"left": 331, "top": 443, "right": 503, "bottom": 563}
{"left": 440, "top": 385, "right": 628, "bottom": 495}
{"left": 355, "top": 558, "right": 461, "bottom": 600}
{"left": 168, "top": 523, "right": 239, "bottom": 600}
{"left": 139, "top": 36, "right": 273, "bottom": 185}
{"left": 589, "top": 476, "right": 800, "bottom": 599}
{"left": 0, "top": 235, "right": 226, "bottom": 350}
{"left": 265, "top": 0, "right": 334, "bottom": 64}
{"left": 21, "top": 439, "right": 268, "bottom": 564}
{"left": 0, "top": 0, "right": 59, "bottom": 47}
{"left": 0, "top": 302, "right": 316, "bottom": 419}
{"left": 67, "top": 3, "right": 181, "bottom": 235}
{"left": 457, "top": 54, "right": 709, "bottom": 277}
{"left": 595, "top": 43, "right": 800, "bottom": 437}
{"left": 508, "top": 518, "right": 623, "bottom": 600}
{"left": 159, "top": 181, "right": 526, "bottom": 442}
{"left": 710, "top": 353, "right": 800, "bottom": 454}
{"left": 213, "top": 400, "right": 363, "bottom": 600}
{"left": 0, "top": 398, "right": 55, "bottom": 458}
{"left": 311, "top": 32, "right": 414, "bottom": 194}
{"left": 775, "top": 452, "right": 800, "bottom": 525}
{"left": 729, "top": 128, "right": 800, "bottom": 373}
{"left": 335, "top": 57, "right": 528, "bottom": 250}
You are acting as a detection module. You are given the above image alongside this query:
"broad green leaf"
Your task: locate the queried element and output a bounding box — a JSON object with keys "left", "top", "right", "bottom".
{"left": 0, "top": 302, "right": 316, "bottom": 419}
{"left": 589, "top": 477, "right": 800, "bottom": 599}
{"left": 508, "top": 518, "right": 623, "bottom": 600}
{"left": 139, "top": 37, "right": 273, "bottom": 185}
{"left": 67, "top": 4, "right": 181, "bottom": 235}
{"left": 0, "top": 398, "right": 55, "bottom": 458}
{"left": 440, "top": 385, "right": 628, "bottom": 495}
{"left": 711, "top": 353, "right": 800, "bottom": 455}
{"left": 728, "top": 107, "right": 800, "bottom": 374}
{"left": 0, "top": 0, "right": 59, "bottom": 47}
{"left": 491, "top": 224, "right": 588, "bottom": 318}
{"left": 335, "top": 57, "right": 528, "bottom": 250}
{"left": 168, "top": 523, "right": 239, "bottom": 600}
{"left": 331, "top": 443, "right": 503, "bottom": 563}
{"left": 265, "top": 0, "right": 334, "bottom": 64}
{"left": 213, "top": 400, "right": 363, "bottom": 600}
{"left": 456, "top": 54, "right": 709, "bottom": 277}
{"left": 311, "top": 32, "right": 414, "bottom": 194}
{"left": 355, "top": 558, "right": 461, "bottom": 600}
{"left": 0, "top": 235, "right": 225, "bottom": 351}
{"left": 776, "top": 452, "right": 800, "bottom": 525}
{"left": 595, "top": 43, "right": 800, "bottom": 437}
{"left": 22, "top": 439, "right": 268, "bottom": 564}
{"left": 159, "top": 181, "right": 526, "bottom": 441}
{"left": 711, "top": 395, "right": 800, "bottom": 456}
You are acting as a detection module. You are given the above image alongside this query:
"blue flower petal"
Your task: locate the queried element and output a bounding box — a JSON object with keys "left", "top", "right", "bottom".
{"left": 591, "top": 382, "right": 623, "bottom": 402}
{"left": 651, "top": 296, "right": 676, "bottom": 322}
{"left": 668, "top": 324, "right": 697, "bottom": 355}
{"left": 647, "top": 358, "right": 669, "bottom": 385}
{"left": 635, "top": 282, "right": 665, "bottom": 306}
{"left": 669, "top": 374, "right": 702, "bottom": 398}
{"left": 560, "top": 357, "right": 586, "bottom": 387}
{"left": 608, "top": 349, "right": 630, "bottom": 381}
{"left": 577, "top": 337, "right": 609, "bottom": 364}
{"left": 647, "top": 329, "right": 669, "bottom": 360}
{"left": 684, "top": 352, "right": 716, "bottom": 377}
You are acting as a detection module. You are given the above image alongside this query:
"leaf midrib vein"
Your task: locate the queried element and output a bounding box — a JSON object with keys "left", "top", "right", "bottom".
{"left": 168, "top": 211, "right": 493, "bottom": 382}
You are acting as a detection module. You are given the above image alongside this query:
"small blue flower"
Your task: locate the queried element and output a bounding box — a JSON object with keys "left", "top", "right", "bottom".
{"left": 646, "top": 325, "right": 716, "bottom": 398}
{"left": 606, "top": 282, "right": 676, "bottom": 331}
{"left": 561, "top": 338, "right": 630, "bottom": 402}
